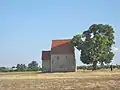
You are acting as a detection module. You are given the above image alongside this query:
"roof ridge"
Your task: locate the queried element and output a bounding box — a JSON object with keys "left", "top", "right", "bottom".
{"left": 52, "top": 39, "right": 71, "bottom": 41}
{"left": 42, "top": 50, "right": 50, "bottom": 52}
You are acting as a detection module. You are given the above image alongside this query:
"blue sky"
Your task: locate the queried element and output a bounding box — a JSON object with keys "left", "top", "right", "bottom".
{"left": 0, "top": 0, "right": 120, "bottom": 67}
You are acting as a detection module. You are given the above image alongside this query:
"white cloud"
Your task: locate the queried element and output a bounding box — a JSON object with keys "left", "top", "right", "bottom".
{"left": 112, "top": 46, "right": 119, "bottom": 53}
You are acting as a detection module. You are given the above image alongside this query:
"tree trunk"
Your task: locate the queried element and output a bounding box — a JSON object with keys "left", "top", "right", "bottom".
{"left": 92, "top": 61, "right": 97, "bottom": 70}
{"left": 100, "top": 61, "right": 104, "bottom": 69}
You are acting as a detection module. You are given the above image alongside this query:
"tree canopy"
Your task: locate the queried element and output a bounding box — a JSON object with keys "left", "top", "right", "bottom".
{"left": 72, "top": 24, "right": 115, "bottom": 70}
{"left": 16, "top": 64, "right": 27, "bottom": 71}
{"left": 28, "top": 61, "right": 39, "bottom": 71}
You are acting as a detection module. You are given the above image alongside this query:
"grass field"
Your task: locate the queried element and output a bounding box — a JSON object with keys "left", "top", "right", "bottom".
{"left": 0, "top": 69, "right": 120, "bottom": 90}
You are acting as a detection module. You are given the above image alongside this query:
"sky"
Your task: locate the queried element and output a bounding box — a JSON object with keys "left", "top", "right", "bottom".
{"left": 0, "top": 0, "right": 120, "bottom": 67}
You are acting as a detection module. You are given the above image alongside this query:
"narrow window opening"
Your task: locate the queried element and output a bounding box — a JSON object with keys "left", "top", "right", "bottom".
{"left": 57, "top": 56, "right": 59, "bottom": 60}
{"left": 65, "top": 56, "right": 67, "bottom": 59}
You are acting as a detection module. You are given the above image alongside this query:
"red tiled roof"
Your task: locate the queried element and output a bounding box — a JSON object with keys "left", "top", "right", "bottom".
{"left": 42, "top": 51, "right": 51, "bottom": 60}
{"left": 51, "top": 39, "right": 74, "bottom": 54}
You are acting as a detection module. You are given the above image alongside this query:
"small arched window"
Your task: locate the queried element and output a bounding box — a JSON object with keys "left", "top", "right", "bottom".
{"left": 57, "top": 56, "right": 59, "bottom": 60}
{"left": 65, "top": 56, "right": 67, "bottom": 59}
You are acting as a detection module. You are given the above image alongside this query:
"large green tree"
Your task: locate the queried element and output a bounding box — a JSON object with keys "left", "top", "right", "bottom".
{"left": 72, "top": 24, "right": 115, "bottom": 70}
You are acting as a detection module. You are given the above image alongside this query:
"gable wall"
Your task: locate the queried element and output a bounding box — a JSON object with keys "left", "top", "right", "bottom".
{"left": 51, "top": 54, "right": 76, "bottom": 72}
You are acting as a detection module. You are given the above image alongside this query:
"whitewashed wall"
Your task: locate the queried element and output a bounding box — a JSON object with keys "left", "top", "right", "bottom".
{"left": 51, "top": 54, "right": 76, "bottom": 72}
{"left": 42, "top": 60, "right": 51, "bottom": 72}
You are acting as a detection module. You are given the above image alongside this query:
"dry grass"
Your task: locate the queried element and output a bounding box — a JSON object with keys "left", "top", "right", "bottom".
{"left": 0, "top": 69, "right": 120, "bottom": 90}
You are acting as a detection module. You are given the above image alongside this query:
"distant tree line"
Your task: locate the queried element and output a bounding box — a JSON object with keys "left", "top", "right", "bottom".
{"left": 77, "top": 64, "right": 120, "bottom": 70}
{"left": 0, "top": 61, "right": 42, "bottom": 72}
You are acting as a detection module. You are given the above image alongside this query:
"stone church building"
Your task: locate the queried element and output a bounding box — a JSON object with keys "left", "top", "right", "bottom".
{"left": 41, "top": 39, "right": 76, "bottom": 72}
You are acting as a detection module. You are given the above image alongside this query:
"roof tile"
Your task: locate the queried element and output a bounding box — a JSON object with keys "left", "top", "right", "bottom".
{"left": 51, "top": 39, "right": 74, "bottom": 54}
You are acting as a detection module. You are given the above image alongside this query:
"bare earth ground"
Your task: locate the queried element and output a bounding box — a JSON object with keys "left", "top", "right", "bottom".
{"left": 0, "top": 69, "right": 120, "bottom": 90}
